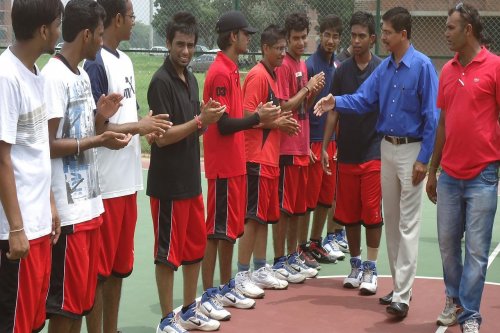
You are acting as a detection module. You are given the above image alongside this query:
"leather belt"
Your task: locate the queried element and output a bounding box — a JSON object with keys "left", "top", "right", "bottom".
{"left": 384, "top": 135, "right": 423, "bottom": 145}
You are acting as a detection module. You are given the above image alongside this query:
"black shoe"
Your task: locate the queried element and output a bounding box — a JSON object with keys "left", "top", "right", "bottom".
{"left": 379, "top": 291, "right": 393, "bottom": 305}
{"left": 386, "top": 302, "right": 409, "bottom": 318}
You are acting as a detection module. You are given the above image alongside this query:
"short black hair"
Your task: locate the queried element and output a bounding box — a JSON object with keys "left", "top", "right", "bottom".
{"left": 319, "top": 14, "right": 343, "bottom": 35}
{"left": 448, "top": 3, "right": 483, "bottom": 41}
{"left": 11, "top": 0, "right": 64, "bottom": 41}
{"left": 62, "top": 0, "right": 106, "bottom": 43}
{"left": 97, "top": 0, "right": 127, "bottom": 29}
{"left": 261, "top": 24, "right": 286, "bottom": 51}
{"left": 166, "top": 12, "right": 198, "bottom": 45}
{"left": 216, "top": 30, "right": 237, "bottom": 51}
{"left": 350, "top": 11, "right": 375, "bottom": 36}
{"left": 382, "top": 7, "right": 412, "bottom": 39}
{"left": 284, "top": 12, "right": 310, "bottom": 37}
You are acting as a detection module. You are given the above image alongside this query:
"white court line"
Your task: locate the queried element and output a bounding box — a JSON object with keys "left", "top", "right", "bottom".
{"left": 487, "top": 242, "right": 500, "bottom": 269}
{"left": 435, "top": 326, "right": 448, "bottom": 333}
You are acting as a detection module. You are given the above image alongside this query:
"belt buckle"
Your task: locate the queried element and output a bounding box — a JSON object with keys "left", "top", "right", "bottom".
{"left": 386, "top": 135, "right": 398, "bottom": 145}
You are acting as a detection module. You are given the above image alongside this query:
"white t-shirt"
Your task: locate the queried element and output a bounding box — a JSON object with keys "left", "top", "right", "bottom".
{"left": 0, "top": 47, "right": 52, "bottom": 241}
{"left": 84, "top": 48, "right": 143, "bottom": 200}
{"left": 42, "top": 57, "right": 104, "bottom": 226}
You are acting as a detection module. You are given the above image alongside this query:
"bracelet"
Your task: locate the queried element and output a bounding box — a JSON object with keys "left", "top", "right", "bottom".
{"left": 75, "top": 138, "right": 80, "bottom": 156}
{"left": 194, "top": 115, "right": 203, "bottom": 129}
{"left": 9, "top": 227, "right": 24, "bottom": 233}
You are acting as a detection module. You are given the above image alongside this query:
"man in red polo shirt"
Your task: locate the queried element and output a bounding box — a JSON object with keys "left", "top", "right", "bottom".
{"left": 426, "top": 4, "right": 500, "bottom": 332}
{"left": 272, "top": 12, "right": 325, "bottom": 279}
{"left": 201, "top": 11, "right": 280, "bottom": 317}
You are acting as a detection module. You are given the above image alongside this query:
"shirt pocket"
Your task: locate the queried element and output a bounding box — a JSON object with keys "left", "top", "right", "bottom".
{"left": 400, "top": 89, "right": 419, "bottom": 112}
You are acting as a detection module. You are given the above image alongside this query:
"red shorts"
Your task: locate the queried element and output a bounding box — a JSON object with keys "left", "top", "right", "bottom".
{"left": 206, "top": 175, "right": 246, "bottom": 243}
{"left": 98, "top": 194, "right": 137, "bottom": 279}
{"left": 279, "top": 156, "right": 309, "bottom": 216}
{"left": 334, "top": 160, "right": 383, "bottom": 227}
{"left": 246, "top": 163, "right": 280, "bottom": 224}
{"left": 150, "top": 194, "right": 206, "bottom": 270}
{"left": 46, "top": 217, "right": 101, "bottom": 319}
{"left": 306, "top": 141, "right": 337, "bottom": 210}
{"left": 0, "top": 235, "right": 51, "bottom": 333}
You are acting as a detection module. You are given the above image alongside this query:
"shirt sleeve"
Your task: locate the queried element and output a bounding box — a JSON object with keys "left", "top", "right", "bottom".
{"left": 306, "top": 57, "right": 314, "bottom": 80}
{"left": 275, "top": 64, "right": 291, "bottom": 101}
{"left": 84, "top": 60, "right": 108, "bottom": 105}
{"left": 147, "top": 76, "right": 174, "bottom": 121}
{"left": 243, "top": 72, "right": 267, "bottom": 113}
{"left": 335, "top": 65, "right": 380, "bottom": 114}
{"left": 0, "top": 76, "right": 19, "bottom": 144}
{"left": 43, "top": 73, "right": 67, "bottom": 121}
{"left": 205, "top": 74, "right": 233, "bottom": 116}
{"left": 416, "top": 60, "right": 440, "bottom": 164}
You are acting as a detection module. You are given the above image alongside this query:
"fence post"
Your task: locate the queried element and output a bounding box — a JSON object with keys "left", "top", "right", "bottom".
{"left": 234, "top": 0, "right": 240, "bottom": 11}
{"left": 375, "top": 0, "right": 381, "bottom": 56}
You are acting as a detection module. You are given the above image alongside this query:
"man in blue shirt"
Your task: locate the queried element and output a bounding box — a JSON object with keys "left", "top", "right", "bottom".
{"left": 314, "top": 7, "right": 439, "bottom": 318}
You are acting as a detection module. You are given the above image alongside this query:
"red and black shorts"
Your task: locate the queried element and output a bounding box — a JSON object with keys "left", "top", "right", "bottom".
{"left": 334, "top": 160, "right": 383, "bottom": 228}
{"left": 306, "top": 141, "right": 337, "bottom": 211}
{"left": 46, "top": 217, "right": 102, "bottom": 319}
{"left": 279, "top": 155, "right": 309, "bottom": 216}
{"left": 98, "top": 193, "right": 137, "bottom": 280}
{"left": 246, "top": 162, "right": 280, "bottom": 225}
{"left": 0, "top": 235, "right": 51, "bottom": 333}
{"left": 206, "top": 175, "right": 246, "bottom": 243}
{"left": 150, "top": 194, "right": 207, "bottom": 270}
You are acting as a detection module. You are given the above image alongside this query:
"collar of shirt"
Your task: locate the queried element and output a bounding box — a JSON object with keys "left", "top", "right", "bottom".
{"left": 216, "top": 51, "right": 239, "bottom": 74}
{"left": 260, "top": 60, "right": 277, "bottom": 80}
{"left": 163, "top": 57, "right": 189, "bottom": 80}
{"left": 451, "top": 46, "right": 489, "bottom": 68}
{"left": 388, "top": 44, "right": 415, "bottom": 69}
{"left": 315, "top": 45, "right": 336, "bottom": 67}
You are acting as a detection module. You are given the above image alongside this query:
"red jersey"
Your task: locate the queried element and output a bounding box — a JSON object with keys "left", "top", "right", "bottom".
{"left": 203, "top": 52, "right": 246, "bottom": 179}
{"left": 243, "top": 62, "right": 281, "bottom": 176}
{"left": 276, "top": 53, "right": 310, "bottom": 158}
{"left": 437, "top": 47, "right": 500, "bottom": 179}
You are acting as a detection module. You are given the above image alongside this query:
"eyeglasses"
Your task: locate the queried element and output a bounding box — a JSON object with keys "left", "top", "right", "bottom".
{"left": 124, "top": 13, "right": 136, "bottom": 21}
{"left": 271, "top": 45, "right": 286, "bottom": 53}
{"left": 455, "top": 2, "right": 472, "bottom": 19}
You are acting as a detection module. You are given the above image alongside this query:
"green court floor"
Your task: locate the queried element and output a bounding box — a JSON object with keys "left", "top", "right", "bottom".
{"left": 41, "top": 171, "right": 500, "bottom": 332}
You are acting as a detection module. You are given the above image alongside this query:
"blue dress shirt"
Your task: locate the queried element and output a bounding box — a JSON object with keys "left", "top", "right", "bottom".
{"left": 335, "top": 45, "right": 439, "bottom": 164}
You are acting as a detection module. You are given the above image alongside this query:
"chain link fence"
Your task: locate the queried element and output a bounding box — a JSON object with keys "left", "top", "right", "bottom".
{"left": 1, "top": 0, "right": 499, "bottom": 66}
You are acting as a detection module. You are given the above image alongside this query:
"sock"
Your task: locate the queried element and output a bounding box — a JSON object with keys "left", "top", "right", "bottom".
{"left": 181, "top": 301, "right": 195, "bottom": 314}
{"left": 352, "top": 255, "right": 361, "bottom": 260}
{"left": 253, "top": 258, "right": 266, "bottom": 270}
{"left": 237, "top": 261, "right": 250, "bottom": 272}
{"left": 367, "top": 247, "right": 379, "bottom": 262}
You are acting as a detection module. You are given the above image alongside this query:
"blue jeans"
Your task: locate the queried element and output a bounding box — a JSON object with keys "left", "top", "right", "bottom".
{"left": 437, "top": 163, "right": 498, "bottom": 325}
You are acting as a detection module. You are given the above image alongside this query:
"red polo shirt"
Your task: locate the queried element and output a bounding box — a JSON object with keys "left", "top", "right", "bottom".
{"left": 437, "top": 47, "right": 500, "bottom": 179}
{"left": 243, "top": 62, "right": 281, "bottom": 177}
{"left": 276, "top": 53, "right": 310, "bottom": 163}
{"left": 203, "top": 52, "right": 246, "bottom": 179}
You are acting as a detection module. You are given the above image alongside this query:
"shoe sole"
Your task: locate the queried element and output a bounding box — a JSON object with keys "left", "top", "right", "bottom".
{"left": 343, "top": 282, "right": 360, "bottom": 289}
{"left": 359, "top": 287, "right": 377, "bottom": 295}
{"left": 386, "top": 306, "right": 408, "bottom": 318}
{"left": 436, "top": 319, "right": 457, "bottom": 326}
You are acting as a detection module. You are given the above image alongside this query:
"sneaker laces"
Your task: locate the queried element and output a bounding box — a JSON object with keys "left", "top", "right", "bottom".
{"left": 462, "top": 319, "right": 479, "bottom": 332}
{"left": 442, "top": 296, "right": 457, "bottom": 315}
{"left": 347, "top": 266, "right": 361, "bottom": 279}
{"left": 362, "top": 267, "right": 374, "bottom": 283}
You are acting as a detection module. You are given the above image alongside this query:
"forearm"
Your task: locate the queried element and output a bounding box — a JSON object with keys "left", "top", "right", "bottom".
{"left": 322, "top": 111, "right": 339, "bottom": 151}
{"left": 428, "top": 114, "right": 445, "bottom": 172}
{"left": 280, "top": 87, "right": 309, "bottom": 113}
{"left": 155, "top": 119, "right": 198, "bottom": 147}
{"left": 49, "top": 136, "right": 101, "bottom": 159}
{"left": 95, "top": 120, "right": 139, "bottom": 136}
{"left": 0, "top": 146, "right": 23, "bottom": 230}
{"left": 218, "top": 113, "right": 260, "bottom": 135}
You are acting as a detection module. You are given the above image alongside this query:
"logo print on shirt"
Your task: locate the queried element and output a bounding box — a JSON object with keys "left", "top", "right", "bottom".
{"left": 216, "top": 87, "right": 226, "bottom": 96}
{"left": 124, "top": 76, "right": 135, "bottom": 98}
{"left": 473, "top": 78, "right": 480, "bottom": 83}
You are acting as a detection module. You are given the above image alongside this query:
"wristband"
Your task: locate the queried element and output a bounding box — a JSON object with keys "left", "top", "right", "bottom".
{"left": 194, "top": 115, "right": 203, "bottom": 129}
{"left": 75, "top": 138, "right": 80, "bottom": 156}
{"left": 9, "top": 227, "right": 24, "bottom": 233}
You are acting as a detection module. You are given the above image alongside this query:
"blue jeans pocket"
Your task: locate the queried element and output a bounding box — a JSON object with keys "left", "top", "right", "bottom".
{"left": 479, "top": 164, "right": 499, "bottom": 185}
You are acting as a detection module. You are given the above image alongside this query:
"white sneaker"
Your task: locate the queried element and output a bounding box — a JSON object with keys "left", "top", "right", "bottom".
{"left": 199, "top": 288, "right": 231, "bottom": 321}
{"left": 437, "top": 296, "right": 460, "bottom": 326}
{"left": 217, "top": 279, "right": 256, "bottom": 309}
{"left": 157, "top": 312, "right": 187, "bottom": 333}
{"left": 461, "top": 319, "right": 480, "bottom": 333}
{"left": 272, "top": 257, "right": 306, "bottom": 284}
{"left": 322, "top": 234, "right": 346, "bottom": 259}
{"left": 178, "top": 303, "right": 220, "bottom": 331}
{"left": 287, "top": 253, "right": 318, "bottom": 278}
{"left": 251, "top": 266, "right": 288, "bottom": 290}
{"left": 234, "top": 271, "right": 265, "bottom": 299}
{"left": 359, "top": 261, "right": 378, "bottom": 295}
{"left": 343, "top": 258, "right": 363, "bottom": 288}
